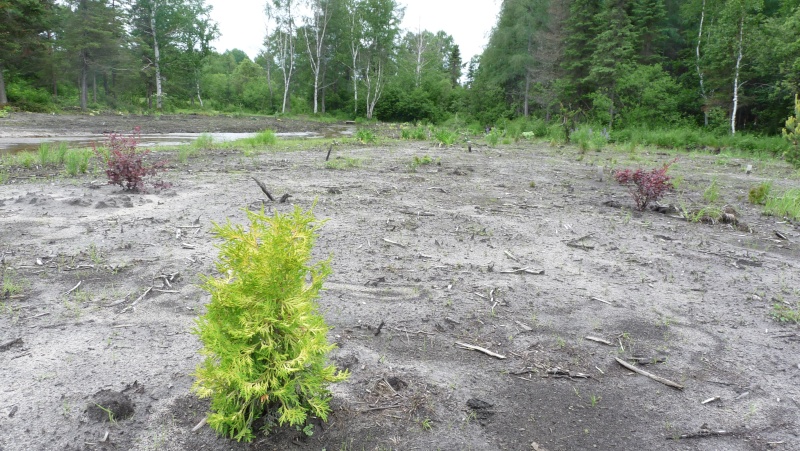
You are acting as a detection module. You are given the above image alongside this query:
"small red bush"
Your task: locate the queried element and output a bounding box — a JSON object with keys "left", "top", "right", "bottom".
{"left": 614, "top": 159, "right": 676, "bottom": 211}
{"left": 94, "top": 127, "right": 169, "bottom": 191}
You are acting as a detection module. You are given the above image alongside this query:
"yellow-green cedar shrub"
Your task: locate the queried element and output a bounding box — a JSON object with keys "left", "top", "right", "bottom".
{"left": 783, "top": 94, "right": 800, "bottom": 168}
{"left": 192, "top": 206, "right": 347, "bottom": 442}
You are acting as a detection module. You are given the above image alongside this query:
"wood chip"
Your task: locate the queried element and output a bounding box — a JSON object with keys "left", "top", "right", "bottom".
{"left": 455, "top": 342, "right": 506, "bottom": 359}
{"left": 64, "top": 280, "right": 82, "bottom": 296}
{"left": 614, "top": 357, "right": 684, "bottom": 390}
{"left": 701, "top": 396, "right": 720, "bottom": 404}
{"left": 499, "top": 267, "right": 545, "bottom": 275}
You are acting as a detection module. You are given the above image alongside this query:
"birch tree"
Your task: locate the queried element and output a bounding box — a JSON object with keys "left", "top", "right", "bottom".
{"left": 266, "top": 0, "right": 297, "bottom": 113}
{"left": 301, "top": 0, "right": 333, "bottom": 114}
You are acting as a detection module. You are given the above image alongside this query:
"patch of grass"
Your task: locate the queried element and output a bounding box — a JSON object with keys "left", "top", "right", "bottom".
{"left": 64, "top": 149, "right": 92, "bottom": 176}
{"left": 748, "top": 181, "right": 772, "bottom": 205}
{"left": 14, "top": 151, "right": 37, "bottom": 169}
{"left": 433, "top": 129, "right": 458, "bottom": 146}
{"left": 772, "top": 302, "right": 800, "bottom": 323}
{"left": 193, "top": 133, "right": 214, "bottom": 149}
{"left": 324, "top": 157, "right": 363, "bottom": 170}
{"left": 354, "top": 128, "right": 376, "bottom": 144}
{"left": 764, "top": 188, "right": 800, "bottom": 220}
{"left": 401, "top": 126, "right": 428, "bottom": 140}
{"left": 409, "top": 154, "right": 438, "bottom": 171}
{"left": 2, "top": 269, "right": 23, "bottom": 297}
{"left": 703, "top": 178, "right": 720, "bottom": 203}
{"left": 486, "top": 130, "right": 500, "bottom": 147}
{"left": 241, "top": 129, "right": 277, "bottom": 148}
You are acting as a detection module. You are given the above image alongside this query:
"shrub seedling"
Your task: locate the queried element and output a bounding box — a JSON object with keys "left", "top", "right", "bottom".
{"left": 614, "top": 159, "right": 676, "bottom": 211}
{"left": 93, "top": 127, "right": 169, "bottom": 191}
{"left": 192, "top": 206, "right": 348, "bottom": 442}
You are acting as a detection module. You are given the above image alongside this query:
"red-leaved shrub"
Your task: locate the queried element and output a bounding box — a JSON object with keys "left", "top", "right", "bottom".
{"left": 614, "top": 159, "right": 676, "bottom": 211}
{"left": 94, "top": 127, "right": 170, "bottom": 191}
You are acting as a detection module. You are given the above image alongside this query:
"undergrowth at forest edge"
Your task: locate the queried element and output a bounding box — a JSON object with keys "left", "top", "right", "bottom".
{"left": 614, "top": 159, "right": 676, "bottom": 211}
{"left": 192, "top": 206, "right": 347, "bottom": 442}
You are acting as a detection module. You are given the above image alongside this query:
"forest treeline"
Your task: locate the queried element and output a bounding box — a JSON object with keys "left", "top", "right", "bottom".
{"left": 2, "top": 0, "right": 799, "bottom": 136}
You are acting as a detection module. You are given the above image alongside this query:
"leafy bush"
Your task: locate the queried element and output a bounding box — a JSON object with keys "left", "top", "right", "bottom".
{"left": 354, "top": 128, "right": 376, "bottom": 144}
{"left": 192, "top": 206, "right": 348, "bottom": 442}
{"left": 614, "top": 159, "right": 676, "bottom": 211}
{"left": 433, "top": 129, "right": 458, "bottom": 146}
{"left": 94, "top": 127, "right": 169, "bottom": 191}
{"left": 782, "top": 94, "right": 800, "bottom": 168}
{"left": 748, "top": 181, "right": 772, "bottom": 205}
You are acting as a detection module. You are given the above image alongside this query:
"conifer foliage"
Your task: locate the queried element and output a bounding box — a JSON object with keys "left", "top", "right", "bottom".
{"left": 192, "top": 206, "right": 347, "bottom": 442}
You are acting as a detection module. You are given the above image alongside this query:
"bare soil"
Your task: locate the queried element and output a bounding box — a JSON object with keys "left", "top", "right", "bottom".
{"left": 1, "top": 114, "right": 800, "bottom": 451}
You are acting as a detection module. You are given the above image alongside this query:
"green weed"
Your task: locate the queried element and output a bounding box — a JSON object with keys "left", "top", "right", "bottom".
{"left": 748, "top": 181, "right": 772, "bottom": 205}
{"left": 401, "top": 126, "right": 428, "bottom": 140}
{"left": 433, "top": 129, "right": 458, "bottom": 146}
{"left": 409, "top": 154, "right": 438, "bottom": 171}
{"left": 772, "top": 303, "right": 800, "bottom": 323}
{"left": 764, "top": 189, "right": 800, "bottom": 220}
{"left": 325, "top": 157, "right": 363, "bottom": 170}
{"left": 241, "top": 129, "right": 277, "bottom": 147}
{"left": 64, "top": 149, "right": 92, "bottom": 176}
{"left": 354, "top": 128, "right": 376, "bottom": 144}
{"left": 703, "top": 178, "right": 720, "bottom": 203}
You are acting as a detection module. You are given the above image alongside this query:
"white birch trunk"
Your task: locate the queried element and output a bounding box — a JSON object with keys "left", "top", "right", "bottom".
{"left": 151, "top": 3, "right": 163, "bottom": 111}
{"left": 731, "top": 13, "right": 744, "bottom": 135}
{"left": 696, "top": 0, "right": 708, "bottom": 126}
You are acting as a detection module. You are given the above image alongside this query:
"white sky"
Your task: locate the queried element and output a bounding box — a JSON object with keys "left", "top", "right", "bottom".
{"left": 205, "top": 0, "right": 500, "bottom": 63}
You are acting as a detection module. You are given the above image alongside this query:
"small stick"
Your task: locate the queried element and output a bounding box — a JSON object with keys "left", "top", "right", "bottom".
{"left": 64, "top": 280, "right": 82, "bottom": 296}
{"left": 515, "top": 320, "right": 532, "bottom": 331}
{"left": 374, "top": 321, "right": 385, "bottom": 336}
{"left": 325, "top": 144, "right": 333, "bottom": 161}
{"left": 455, "top": 342, "right": 507, "bottom": 359}
{"left": 251, "top": 176, "right": 275, "bottom": 201}
{"left": 504, "top": 250, "right": 519, "bottom": 262}
{"left": 152, "top": 289, "right": 180, "bottom": 294}
{"left": 595, "top": 366, "right": 605, "bottom": 375}
{"left": 500, "top": 267, "right": 545, "bottom": 275}
{"left": 181, "top": 243, "right": 196, "bottom": 249}
{"left": 701, "top": 396, "right": 720, "bottom": 404}
{"left": 382, "top": 238, "right": 406, "bottom": 248}
{"left": 175, "top": 225, "right": 202, "bottom": 229}
{"left": 590, "top": 296, "right": 612, "bottom": 305}
{"left": 0, "top": 338, "right": 23, "bottom": 352}
{"left": 391, "top": 327, "right": 435, "bottom": 336}
{"left": 585, "top": 336, "right": 613, "bottom": 346}
{"left": 360, "top": 404, "right": 402, "bottom": 412}
{"left": 614, "top": 357, "right": 684, "bottom": 390}
{"left": 191, "top": 417, "right": 207, "bottom": 432}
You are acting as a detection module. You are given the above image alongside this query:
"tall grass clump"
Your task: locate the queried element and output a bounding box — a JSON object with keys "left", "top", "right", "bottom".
{"left": 401, "top": 125, "right": 428, "bottom": 140}
{"left": 571, "top": 125, "right": 609, "bottom": 152}
{"left": 193, "top": 133, "right": 215, "bottom": 149}
{"left": 433, "top": 128, "right": 458, "bottom": 146}
{"left": 242, "top": 129, "right": 277, "bottom": 147}
{"left": 64, "top": 149, "right": 92, "bottom": 176}
{"left": 764, "top": 188, "right": 800, "bottom": 220}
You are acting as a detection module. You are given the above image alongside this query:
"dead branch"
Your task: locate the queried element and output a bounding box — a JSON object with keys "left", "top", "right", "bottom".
{"left": 590, "top": 296, "right": 612, "bottom": 305}
{"left": 382, "top": 238, "right": 406, "bottom": 248}
{"left": 120, "top": 287, "right": 153, "bottom": 313}
{"left": 585, "top": 336, "right": 613, "bottom": 346}
{"left": 503, "top": 250, "right": 519, "bottom": 262}
{"left": 455, "top": 342, "right": 506, "bottom": 359}
{"left": 499, "top": 267, "right": 545, "bottom": 275}
{"left": 64, "top": 280, "right": 82, "bottom": 296}
{"left": 251, "top": 176, "right": 275, "bottom": 201}
{"left": 615, "top": 357, "right": 684, "bottom": 390}
{"left": 0, "top": 338, "right": 23, "bottom": 352}
{"left": 191, "top": 417, "right": 207, "bottom": 432}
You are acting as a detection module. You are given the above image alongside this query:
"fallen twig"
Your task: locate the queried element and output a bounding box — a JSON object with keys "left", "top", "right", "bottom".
{"left": 499, "top": 267, "right": 545, "bottom": 275}
{"left": 181, "top": 243, "right": 196, "bottom": 249}
{"left": 251, "top": 176, "right": 275, "bottom": 201}
{"left": 503, "top": 250, "right": 519, "bottom": 262}
{"left": 64, "top": 280, "right": 82, "bottom": 296}
{"left": 590, "top": 296, "right": 612, "bottom": 305}
{"left": 0, "top": 338, "right": 23, "bottom": 352}
{"left": 455, "top": 342, "right": 506, "bottom": 359}
{"left": 701, "top": 396, "right": 720, "bottom": 405}
{"left": 382, "top": 238, "right": 406, "bottom": 248}
{"left": 120, "top": 287, "right": 153, "bottom": 313}
{"left": 585, "top": 336, "right": 613, "bottom": 346}
{"left": 615, "top": 357, "right": 684, "bottom": 390}
{"left": 360, "top": 404, "right": 402, "bottom": 412}
{"left": 191, "top": 417, "right": 207, "bottom": 432}
{"left": 392, "top": 327, "right": 435, "bottom": 336}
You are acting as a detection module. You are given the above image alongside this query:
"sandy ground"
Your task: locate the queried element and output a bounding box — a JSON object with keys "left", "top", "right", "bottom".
{"left": 1, "top": 114, "right": 800, "bottom": 451}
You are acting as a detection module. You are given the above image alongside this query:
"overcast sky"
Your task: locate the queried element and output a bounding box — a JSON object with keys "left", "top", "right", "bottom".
{"left": 205, "top": 0, "right": 500, "bottom": 63}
